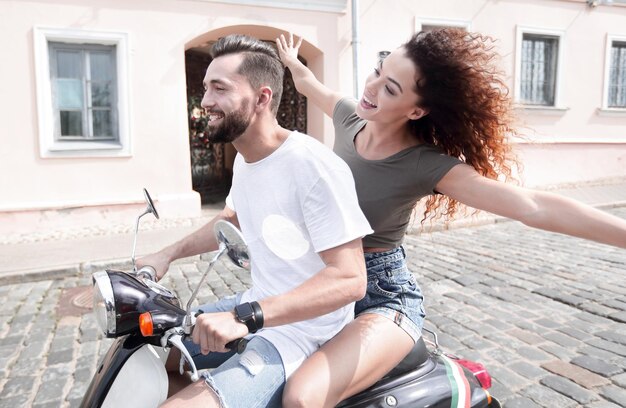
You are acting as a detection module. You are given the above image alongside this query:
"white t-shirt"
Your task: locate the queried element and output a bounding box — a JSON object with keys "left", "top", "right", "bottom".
{"left": 225, "top": 131, "right": 372, "bottom": 378}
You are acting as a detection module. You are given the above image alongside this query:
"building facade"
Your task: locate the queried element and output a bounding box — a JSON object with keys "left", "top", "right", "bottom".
{"left": 1, "top": 0, "right": 625, "bottom": 235}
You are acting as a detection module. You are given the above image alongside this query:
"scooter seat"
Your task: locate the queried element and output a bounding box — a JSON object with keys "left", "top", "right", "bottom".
{"left": 336, "top": 337, "right": 435, "bottom": 407}
{"left": 383, "top": 336, "right": 430, "bottom": 379}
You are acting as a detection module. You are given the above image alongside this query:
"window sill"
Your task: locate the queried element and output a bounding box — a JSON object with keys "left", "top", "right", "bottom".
{"left": 41, "top": 141, "right": 131, "bottom": 158}
{"left": 515, "top": 105, "right": 569, "bottom": 115}
{"left": 597, "top": 107, "right": 626, "bottom": 117}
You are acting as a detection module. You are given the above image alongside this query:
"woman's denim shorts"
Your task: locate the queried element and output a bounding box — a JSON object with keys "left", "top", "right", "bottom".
{"left": 355, "top": 246, "right": 425, "bottom": 342}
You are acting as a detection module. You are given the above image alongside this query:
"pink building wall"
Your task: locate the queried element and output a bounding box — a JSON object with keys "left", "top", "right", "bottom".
{"left": 1, "top": 0, "right": 625, "bottom": 235}
{"left": 356, "top": 0, "right": 626, "bottom": 187}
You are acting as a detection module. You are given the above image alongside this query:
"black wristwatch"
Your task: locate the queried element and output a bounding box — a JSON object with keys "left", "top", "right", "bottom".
{"left": 234, "top": 301, "right": 263, "bottom": 334}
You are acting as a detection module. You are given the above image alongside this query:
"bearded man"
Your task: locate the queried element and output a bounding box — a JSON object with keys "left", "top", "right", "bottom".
{"left": 137, "top": 34, "right": 372, "bottom": 408}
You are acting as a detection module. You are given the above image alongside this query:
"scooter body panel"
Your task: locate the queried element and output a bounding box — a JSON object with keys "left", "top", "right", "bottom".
{"left": 102, "top": 344, "right": 168, "bottom": 408}
{"left": 80, "top": 335, "right": 167, "bottom": 408}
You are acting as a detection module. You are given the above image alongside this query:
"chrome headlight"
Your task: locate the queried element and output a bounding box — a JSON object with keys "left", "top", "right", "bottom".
{"left": 93, "top": 271, "right": 116, "bottom": 337}
{"left": 92, "top": 270, "right": 184, "bottom": 338}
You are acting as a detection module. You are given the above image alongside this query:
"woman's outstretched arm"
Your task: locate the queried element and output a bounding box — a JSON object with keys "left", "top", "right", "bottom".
{"left": 276, "top": 33, "right": 343, "bottom": 118}
{"left": 436, "top": 164, "right": 626, "bottom": 249}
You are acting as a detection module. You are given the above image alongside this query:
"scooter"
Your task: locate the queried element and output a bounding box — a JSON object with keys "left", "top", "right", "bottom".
{"left": 80, "top": 189, "right": 501, "bottom": 407}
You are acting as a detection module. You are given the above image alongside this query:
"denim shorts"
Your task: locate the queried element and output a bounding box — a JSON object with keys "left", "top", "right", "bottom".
{"left": 182, "top": 294, "right": 286, "bottom": 408}
{"left": 355, "top": 246, "right": 425, "bottom": 342}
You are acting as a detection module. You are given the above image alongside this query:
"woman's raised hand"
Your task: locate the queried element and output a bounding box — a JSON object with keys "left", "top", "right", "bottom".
{"left": 275, "top": 32, "right": 340, "bottom": 117}
{"left": 276, "top": 33, "right": 303, "bottom": 66}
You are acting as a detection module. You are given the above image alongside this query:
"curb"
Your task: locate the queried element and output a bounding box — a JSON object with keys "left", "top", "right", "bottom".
{"left": 0, "top": 258, "right": 132, "bottom": 286}
{"left": 0, "top": 264, "right": 83, "bottom": 286}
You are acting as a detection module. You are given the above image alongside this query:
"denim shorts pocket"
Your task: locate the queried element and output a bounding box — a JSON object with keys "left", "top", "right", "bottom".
{"left": 370, "top": 268, "right": 416, "bottom": 297}
{"left": 371, "top": 278, "right": 401, "bottom": 298}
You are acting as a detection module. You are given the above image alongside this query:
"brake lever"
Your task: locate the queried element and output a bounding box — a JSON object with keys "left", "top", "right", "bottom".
{"left": 168, "top": 333, "right": 246, "bottom": 383}
{"left": 163, "top": 311, "right": 250, "bottom": 383}
{"left": 167, "top": 332, "right": 200, "bottom": 382}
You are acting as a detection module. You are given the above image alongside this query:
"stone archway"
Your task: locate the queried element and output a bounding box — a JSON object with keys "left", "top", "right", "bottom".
{"left": 185, "top": 29, "right": 309, "bottom": 204}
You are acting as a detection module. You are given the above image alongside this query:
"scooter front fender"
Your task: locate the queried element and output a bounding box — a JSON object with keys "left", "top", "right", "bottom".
{"left": 80, "top": 335, "right": 168, "bottom": 408}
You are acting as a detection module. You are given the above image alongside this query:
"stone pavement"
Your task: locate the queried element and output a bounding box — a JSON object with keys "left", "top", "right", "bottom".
{"left": 0, "top": 180, "right": 625, "bottom": 407}
{"left": 407, "top": 207, "right": 626, "bottom": 408}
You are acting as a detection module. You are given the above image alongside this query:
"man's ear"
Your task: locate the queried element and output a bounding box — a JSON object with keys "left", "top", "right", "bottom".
{"left": 408, "top": 106, "right": 429, "bottom": 121}
{"left": 256, "top": 86, "right": 273, "bottom": 111}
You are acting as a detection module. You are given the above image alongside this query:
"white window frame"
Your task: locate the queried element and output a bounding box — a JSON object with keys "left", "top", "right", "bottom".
{"left": 514, "top": 26, "right": 567, "bottom": 112}
{"left": 601, "top": 33, "right": 626, "bottom": 114}
{"left": 414, "top": 17, "right": 471, "bottom": 33}
{"left": 34, "top": 26, "right": 131, "bottom": 158}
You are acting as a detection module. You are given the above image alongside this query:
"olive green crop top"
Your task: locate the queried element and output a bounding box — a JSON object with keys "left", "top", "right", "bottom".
{"left": 332, "top": 98, "right": 462, "bottom": 248}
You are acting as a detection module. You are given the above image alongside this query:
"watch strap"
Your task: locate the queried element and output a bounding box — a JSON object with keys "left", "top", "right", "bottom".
{"left": 250, "top": 301, "right": 264, "bottom": 330}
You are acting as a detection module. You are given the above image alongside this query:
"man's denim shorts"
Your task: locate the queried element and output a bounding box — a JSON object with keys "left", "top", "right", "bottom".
{"left": 355, "top": 246, "right": 425, "bottom": 342}
{"left": 183, "top": 294, "right": 285, "bottom": 408}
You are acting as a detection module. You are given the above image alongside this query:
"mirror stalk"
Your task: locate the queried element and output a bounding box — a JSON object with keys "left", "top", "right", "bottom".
{"left": 131, "top": 209, "right": 150, "bottom": 271}
{"left": 131, "top": 188, "right": 160, "bottom": 272}
{"left": 183, "top": 242, "right": 227, "bottom": 334}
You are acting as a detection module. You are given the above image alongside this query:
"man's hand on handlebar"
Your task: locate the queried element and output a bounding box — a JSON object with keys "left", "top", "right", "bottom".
{"left": 135, "top": 251, "right": 171, "bottom": 281}
{"left": 192, "top": 311, "right": 249, "bottom": 354}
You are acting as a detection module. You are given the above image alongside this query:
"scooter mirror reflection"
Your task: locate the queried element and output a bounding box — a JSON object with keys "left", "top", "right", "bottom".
{"left": 213, "top": 220, "right": 250, "bottom": 270}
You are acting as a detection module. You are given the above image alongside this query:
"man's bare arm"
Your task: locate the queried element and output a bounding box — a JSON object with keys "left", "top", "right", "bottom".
{"left": 136, "top": 205, "right": 238, "bottom": 280}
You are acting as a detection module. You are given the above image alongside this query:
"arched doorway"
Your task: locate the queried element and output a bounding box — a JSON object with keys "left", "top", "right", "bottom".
{"left": 185, "top": 35, "right": 308, "bottom": 204}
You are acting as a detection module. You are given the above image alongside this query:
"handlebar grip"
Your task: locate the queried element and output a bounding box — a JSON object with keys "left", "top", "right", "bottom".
{"left": 225, "top": 338, "right": 248, "bottom": 354}
{"left": 193, "top": 310, "right": 247, "bottom": 354}
{"left": 135, "top": 265, "right": 157, "bottom": 281}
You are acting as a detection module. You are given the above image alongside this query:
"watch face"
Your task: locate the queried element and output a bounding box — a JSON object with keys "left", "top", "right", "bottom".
{"left": 236, "top": 303, "right": 254, "bottom": 320}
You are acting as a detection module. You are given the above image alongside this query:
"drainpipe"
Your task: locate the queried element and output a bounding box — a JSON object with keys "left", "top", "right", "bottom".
{"left": 351, "top": 0, "right": 360, "bottom": 99}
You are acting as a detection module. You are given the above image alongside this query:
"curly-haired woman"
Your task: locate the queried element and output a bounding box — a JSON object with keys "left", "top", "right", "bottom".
{"left": 276, "top": 29, "right": 626, "bottom": 407}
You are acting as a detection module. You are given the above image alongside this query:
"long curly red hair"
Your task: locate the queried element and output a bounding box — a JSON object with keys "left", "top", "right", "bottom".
{"left": 404, "top": 28, "right": 519, "bottom": 222}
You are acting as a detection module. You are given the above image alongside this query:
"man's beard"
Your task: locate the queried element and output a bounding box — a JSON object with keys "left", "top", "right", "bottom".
{"left": 206, "top": 101, "right": 252, "bottom": 144}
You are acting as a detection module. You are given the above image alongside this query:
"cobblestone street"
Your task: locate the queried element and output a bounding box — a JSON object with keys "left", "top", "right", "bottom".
{"left": 0, "top": 208, "right": 624, "bottom": 407}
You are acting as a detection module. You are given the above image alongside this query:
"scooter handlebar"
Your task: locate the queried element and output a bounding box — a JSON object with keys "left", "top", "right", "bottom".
{"left": 191, "top": 310, "right": 248, "bottom": 354}
{"left": 134, "top": 265, "right": 157, "bottom": 281}
{"left": 225, "top": 338, "right": 248, "bottom": 354}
